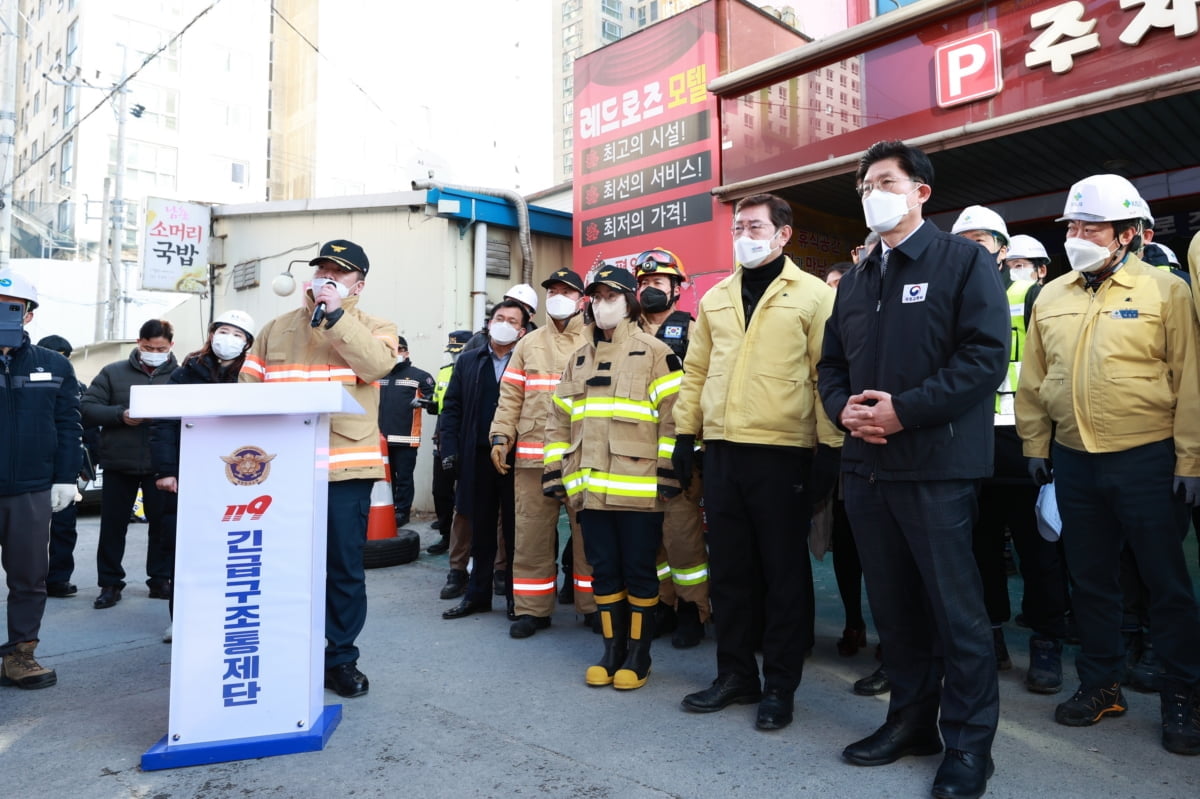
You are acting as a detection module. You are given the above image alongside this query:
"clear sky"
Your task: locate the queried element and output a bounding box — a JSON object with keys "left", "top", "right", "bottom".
{"left": 312, "top": 0, "right": 554, "bottom": 194}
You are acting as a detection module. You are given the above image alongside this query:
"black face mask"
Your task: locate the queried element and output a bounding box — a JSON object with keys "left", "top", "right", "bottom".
{"left": 639, "top": 287, "right": 673, "bottom": 313}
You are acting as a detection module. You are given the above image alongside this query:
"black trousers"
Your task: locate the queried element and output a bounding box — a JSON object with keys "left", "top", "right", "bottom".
{"left": 47, "top": 503, "right": 78, "bottom": 585}
{"left": 830, "top": 493, "right": 865, "bottom": 630}
{"left": 1053, "top": 439, "right": 1200, "bottom": 688}
{"left": 387, "top": 445, "right": 419, "bottom": 522}
{"left": 704, "top": 441, "right": 815, "bottom": 694}
{"left": 96, "top": 470, "right": 169, "bottom": 588}
{"left": 974, "top": 428, "right": 1070, "bottom": 636}
{"left": 464, "top": 449, "right": 515, "bottom": 606}
{"left": 1, "top": 490, "right": 50, "bottom": 653}
{"left": 326, "top": 479, "right": 373, "bottom": 668}
{"left": 578, "top": 509, "right": 662, "bottom": 599}
{"left": 431, "top": 447, "right": 456, "bottom": 531}
{"left": 844, "top": 474, "right": 998, "bottom": 756}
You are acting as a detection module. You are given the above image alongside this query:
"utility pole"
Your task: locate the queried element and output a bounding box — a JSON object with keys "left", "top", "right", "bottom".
{"left": 94, "top": 176, "right": 110, "bottom": 342}
{"left": 107, "top": 49, "right": 128, "bottom": 339}
{"left": 0, "top": 0, "right": 18, "bottom": 271}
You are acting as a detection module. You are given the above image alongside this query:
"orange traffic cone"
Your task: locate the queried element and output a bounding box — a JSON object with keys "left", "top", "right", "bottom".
{"left": 364, "top": 436, "right": 420, "bottom": 568}
{"left": 368, "top": 437, "right": 398, "bottom": 542}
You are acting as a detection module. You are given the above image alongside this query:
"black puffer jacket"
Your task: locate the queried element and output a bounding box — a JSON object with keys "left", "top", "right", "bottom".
{"left": 81, "top": 347, "right": 179, "bottom": 474}
{"left": 0, "top": 333, "right": 82, "bottom": 496}
{"left": 149, "top": 352, "right": 241, "bottom": 480}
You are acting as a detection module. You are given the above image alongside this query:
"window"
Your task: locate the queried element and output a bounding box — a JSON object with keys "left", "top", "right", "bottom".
{"left": 601, "top": 20, "right": 621, "bottom": 41}
{"left": 51, "top": 105, "right": 58, "bottom": 125}
{"left": 563, "top": 128, "right": 573, "bottom": 150}
{"left": 562, "top": 152, "right": 573, "bottom": 173}
{"left": 21, "top": 58, "right": 29, "bottom": 86}
{"left": 31, "top": 140, "right": 39, "bottom": 160}
{"left": 840, "top": 75, "right": 847, "bottom": 87}
{"left": 33, "top": 92, "right": 40, "bottom": 114}
{"left": 743, "top": 113, "right": 754, "bottom": 128}
{"left": 601, "top": 0, "right": 621, "bottom": 19}
{"left": 59, "top": 138, "right": 73, "bottom": 185}
{"left": 562, "top": 75, "right": 573, "bottom": 94}
{"left": 562, "top": 100, "right": 573, "bottom": 122}
{"left": 35, "top": 44, "right": 42, "bottom": 68}
{"left": 826, "top": 86, "right": 833, "bottom": 98}
{"left": 649, "top": 0, "right": 658, "bottom": 22}
{"left": 840, "top": 92, "right": 847, "bottom": 104}
{"left": 142, "top": 87, "right": 180, "bottom": 130}
{"left": 230, "top": 161, "right": 247, "bottom": 185}
{"left": 562, "top": 0, "right": 581, "bottom": 18}
{"left": 62, "top": 85, "right": 76, "bottom": 126}
{"left": 37, "top": 0, "right": 45, "bottom": 20}
{"left": 65, "top": 20, "right": 77, "bottom": 67}
{"left": 113, "top": 139, "right": 178, "bottom": 190}
{"left": 779, "top": 105, "right": 787, "bottom": 120}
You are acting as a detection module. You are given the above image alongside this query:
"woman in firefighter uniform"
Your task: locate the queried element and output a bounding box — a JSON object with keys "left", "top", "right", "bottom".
{"left": 633, "top": 247, "right": 710, "bottom": 649}
{"left": 543, "top": 266, "right": 684, "bottom": 690}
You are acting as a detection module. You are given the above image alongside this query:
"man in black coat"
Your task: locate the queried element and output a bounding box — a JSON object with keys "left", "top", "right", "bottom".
{"left": 439, "top": 300, "right": 528, "bottom": 621}
{"left": 818, "top": 141, "right": 1010, "bottom": 799}
{"left": 81, "top": 319, "right": 179, "bottom": 610}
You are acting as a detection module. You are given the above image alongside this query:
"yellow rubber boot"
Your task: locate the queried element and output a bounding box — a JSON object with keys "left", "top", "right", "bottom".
{"left": 586, "top": 591, "right": 628, "bottom": 687}
{"left": 614, "top": 595, "right": 658, "bottom": 690}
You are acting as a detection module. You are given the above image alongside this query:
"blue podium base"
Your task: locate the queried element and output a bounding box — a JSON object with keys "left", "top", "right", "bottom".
{"left": 141, "top": 704, "right": 342, "bottom": 771}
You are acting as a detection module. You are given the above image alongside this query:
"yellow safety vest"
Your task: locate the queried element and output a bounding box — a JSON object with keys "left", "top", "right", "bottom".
{"left": 996, "top": 279, "right": 1034, "bottom": 425}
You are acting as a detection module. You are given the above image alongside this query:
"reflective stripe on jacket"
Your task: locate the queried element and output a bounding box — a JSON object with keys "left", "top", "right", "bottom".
{"left": 543, "top": 319, "right": 682, "bottom": 510}
{"left": 240, "top": 295, "right": 398, "bottom": 481}
{"left": 996, "top": 279, "right": 1034, "bottom": 425}
{"left": 490, "top": 314, "right": 588, "bottom": 468}
{"left": 1016, "top": 254, "right": 1200, "bottom": 474}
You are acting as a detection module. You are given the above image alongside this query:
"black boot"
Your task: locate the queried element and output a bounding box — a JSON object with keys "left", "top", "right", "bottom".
{"left": 672, "top": 601, "right": 705, "bottom": 649}
{"left": 586, "top": 592, "right": 628, "bottom": 687}
{"left": 615, "top": 595, "right": 657, "bottom": 690}
{"left": 439, "top": 569, "right": 468, "bottom": 600}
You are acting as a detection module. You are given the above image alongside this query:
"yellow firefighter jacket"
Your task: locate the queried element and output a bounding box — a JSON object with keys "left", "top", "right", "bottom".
{"left": 240, "top": 295, "right": 398, "bottom": 481}
{"left": 543, "top": 318, "right": 683, "bottom": 511}
{"left": 489, "top": 313, "right": 588, "bottom": 469}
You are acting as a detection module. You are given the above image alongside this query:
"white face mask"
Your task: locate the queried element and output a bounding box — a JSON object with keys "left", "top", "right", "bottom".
{"left": 140, "top": 350, "right": 170, "bottom": 367}
{"left": 592, "top": 295, "right": 628, "bottom": 330}
{"left": 211, "top": 332, "right": 246, "bottom": 361}
{"left": 1065, "top": 237, "right": 1118, "bottom": 273}
{"left": 310, "top": 277, "right": 351, "bottom": 299}
{"left": 489, "top": 319, "right": 520, "bottom": 345}
{"left": 734, "top": 233, "right": 778, "bottom": 270}
{"left": 545, "top": 293, "right": 578, "bottom": 320}
{"left": 862, "top": 187, "right": 917, "bottom": 234}
{"left": 1008, "top": 266, "right": 1035, "bottom": 283}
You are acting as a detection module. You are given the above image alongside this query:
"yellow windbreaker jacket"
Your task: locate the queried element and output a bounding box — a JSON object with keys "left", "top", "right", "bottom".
{"left": 1016, "top": 255, "right": 1200, "bottom": 476}
{"left": 674, "top": 257, "right": 841, "bottom": 449}
{"left": 240, "top": 295, "right": 399, "bottom": 481}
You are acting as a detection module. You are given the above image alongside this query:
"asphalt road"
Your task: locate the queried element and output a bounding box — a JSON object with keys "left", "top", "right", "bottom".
{"left": 2, "top": 511, "right": 1198, "bottom": 798}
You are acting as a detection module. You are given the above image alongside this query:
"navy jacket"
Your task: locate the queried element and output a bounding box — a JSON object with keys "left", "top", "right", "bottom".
{"left": 378, "top": 358, "right": 435, "bottom": 447}
{"left": 818, "top": 220, "right": 1010, "bottom": 481}
{"left": 440, "top": 344, "right": 506, "bottom": 517}
{"left": 0, "top": 333, "right": 82, "bottom": 496}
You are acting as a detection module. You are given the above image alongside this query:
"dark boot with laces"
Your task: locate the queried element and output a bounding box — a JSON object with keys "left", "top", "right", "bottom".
{"left": 1055, "top": 681, "right": 1126, "bottom": 727}
{"left": 1160, "top": 680, "right": 1200, "bottom": 756}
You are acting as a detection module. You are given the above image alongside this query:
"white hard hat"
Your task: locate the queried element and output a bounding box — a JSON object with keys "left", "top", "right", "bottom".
{"left": 952, "top": 205, "right": 1009, "bottom": 245}
{"left": 1006, "top": 234, "right": 1050, "bottom": 262}
{"left": 504, "top": 283, "right": 538, "bottom": 313}
{"left": 0, "top": 270, "right": 38, "bottom": 310}
{"left": 1057, "top": 174, "right": 1152, "bottom": 224}
{"left": 212, "top": 309, "right": 257, "bottom": 340}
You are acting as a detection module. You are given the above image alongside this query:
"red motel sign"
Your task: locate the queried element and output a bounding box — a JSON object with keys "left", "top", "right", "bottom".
{"left": 935, "top": 29, "right": 1003, "bottom": 108}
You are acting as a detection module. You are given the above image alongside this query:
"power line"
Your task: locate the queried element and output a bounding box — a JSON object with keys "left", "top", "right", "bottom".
{"left": 4, "top": 0, "right": 226, "bottom": 197}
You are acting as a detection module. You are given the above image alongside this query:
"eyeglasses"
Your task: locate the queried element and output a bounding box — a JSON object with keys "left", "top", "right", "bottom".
{"left": 635, "top": 250, "right": 677, "bottom": 268}
{"left": 730, "top": 222, "right": 776, "bottom": 237}
{"left": 855, "top": 178, "right": 922, "bottom": 198}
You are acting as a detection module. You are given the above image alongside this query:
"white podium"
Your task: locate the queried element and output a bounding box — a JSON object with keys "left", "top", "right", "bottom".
{"left": 129, "top": 383, "right": 364, "bottom": 770}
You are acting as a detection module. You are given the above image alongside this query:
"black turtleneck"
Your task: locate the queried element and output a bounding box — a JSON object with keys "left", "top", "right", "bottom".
{"left": 741, "top": 252, "right": 787, "bottom": 327}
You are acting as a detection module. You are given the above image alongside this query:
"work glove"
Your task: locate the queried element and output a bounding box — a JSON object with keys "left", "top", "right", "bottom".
{"left": 1174, "top": 475, "right": 1200, "bottom": 506}
{"left": 441, "top": 455, "right": 458, "bottom": 479}
{"left": 410, "top": 396, "right": 435, "bottom": 410}
{"left": 808, "top": 444, "right": 840, "bottom": 502}
{"left": 1028, "top": 457, "right": 1051, "bottom": 486}
{"left": 672, "top": 434, "right": 696, "bottom": 491}
{"left": 490, "top": 439, "right": 512, "bottom": 476}
{"left": 542, "top": 472, "right": 566, "bottom": 500}
{"left": 50, "top": 483, "right": 76, "bottom": 513}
